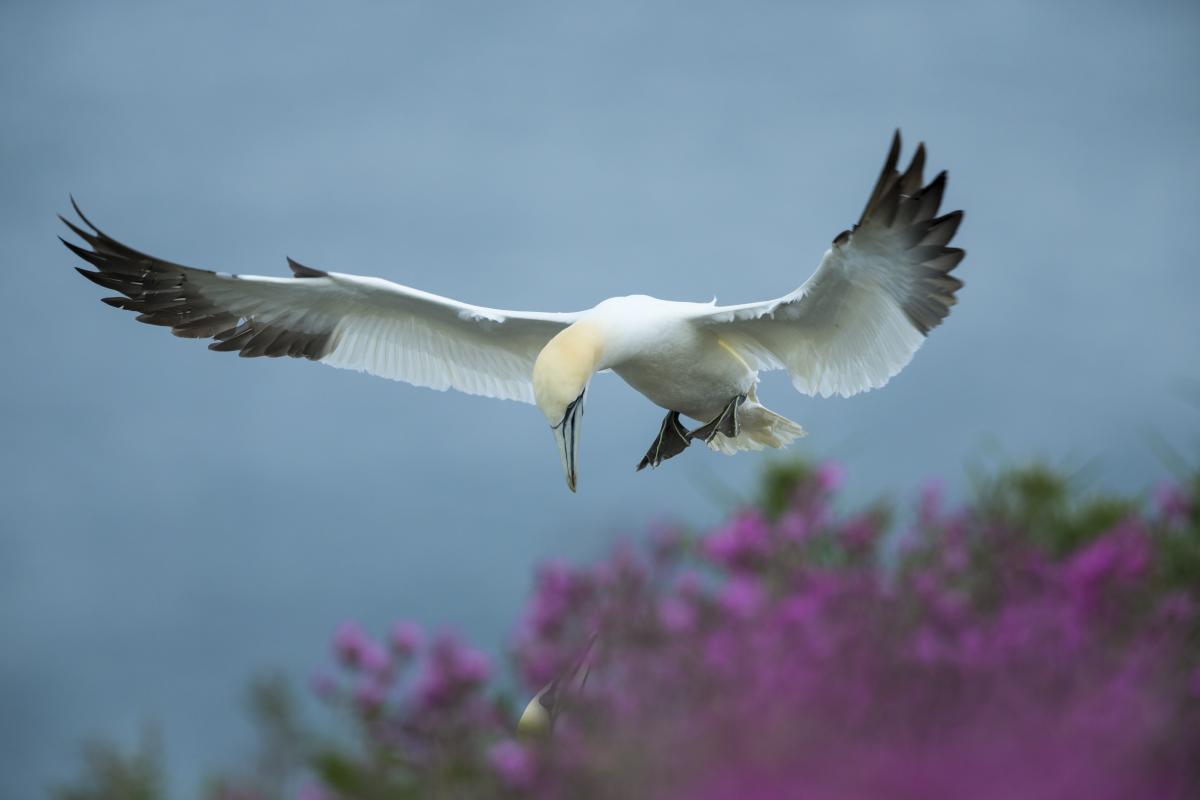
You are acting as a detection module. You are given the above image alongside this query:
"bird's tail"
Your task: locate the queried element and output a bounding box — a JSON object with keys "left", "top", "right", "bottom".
{"left": 704, "top": 400, "right": 806, "bottom": 455}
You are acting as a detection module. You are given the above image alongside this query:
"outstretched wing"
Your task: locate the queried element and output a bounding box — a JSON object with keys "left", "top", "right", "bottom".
{"left": 692, "top": 131, "right": 965, "bottom": 398}
{"left": 62, "top": 201, "right": 578, "bottom": 404}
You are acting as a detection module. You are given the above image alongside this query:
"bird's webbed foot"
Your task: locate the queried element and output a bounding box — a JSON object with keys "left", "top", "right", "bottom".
{"left": 689, "top": 394, "right": 747, "bottom": 444}
{"left": 636, "top": 410, "right": 692, "bottom": 471}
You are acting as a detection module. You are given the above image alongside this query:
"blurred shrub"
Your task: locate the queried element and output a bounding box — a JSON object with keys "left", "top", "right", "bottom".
{"left": 300, "top": 462, "right": 1199, "bottom": 799}
{"left": 59, "top": 462, "right": 1200, "bottom": 799}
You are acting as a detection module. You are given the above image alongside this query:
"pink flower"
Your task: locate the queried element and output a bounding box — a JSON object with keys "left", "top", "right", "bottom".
{"left": 389, "top": 621, "right": 422, "bottom": 657}
{"left": 333, "top": 621, "right": 369, "bottom": 667}
{"left": 918, "top": 478, "right": 944, "bottom": 524}
{"left": 416, "top": 633, "right": 491, "bottom": 710}
{"left": 815, "top": 460, "right": 845, "bottom": 493}
{"left": 359, "top": 639, "right": 390, "bottom": 676}
{"left": 488, "top": 740, "right": 535, "bottom": 789}
{"left": 1066, "top": 523, "right": 1150, "bottom": 598}
{"left": 703, "top": 510, "right": 770, "bottom": 570}
{"left": 778, "top": 508, "right": 813, "bottom": 543}
{"left": 455, "top": 647, "right": 491, "bottom": 685}
{"left": 718, "top": 576, "right": 766, "bottom": 619}
{"left": 840, "top": 513, "right": 880, "bottom": 552}
{"left": 659, "top": 595, "right": 697, "bottom": 633}
{"left": 911, "top": 626, "right": 943, "bottom": 664}
{"left": 296, "top": 782, "right": 333, "bottom": 800}
{"left": 525, "top": 561, "right": 593, "bottom": 637}
{"left": 414, "top": 668, "right": 450, "bottom": 710}
{"left": 674, "top": 569, "right": 704, "bottom": 598}
{"left": 353, "top": 678, "right": 385, "bottom": 712}
{"left": 1154, "top": 482, "right": 1191, "bottom": 526}
{"left": 517, "top": 642, "right": 566, "bottom": 687}
{"left": 1154, "top": 592, "right": 1196, "bottom": 624}
{"left": 941, "top": 541, "right": 969, "bottom": 573}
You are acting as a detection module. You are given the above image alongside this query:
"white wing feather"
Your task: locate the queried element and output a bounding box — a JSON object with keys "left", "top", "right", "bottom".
{"left": 64, "top": 208, "right": 577, "bottom": 404}
{"left": 194, "top": 272, "right": 577, "bottom": 403}
{"left": 692, "top": 132, "right": 965, "bottom": 398}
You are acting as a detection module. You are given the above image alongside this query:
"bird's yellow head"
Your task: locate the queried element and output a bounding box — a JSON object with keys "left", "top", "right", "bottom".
{"left": 533, "top": 323, "right": 603, "bottom": 492}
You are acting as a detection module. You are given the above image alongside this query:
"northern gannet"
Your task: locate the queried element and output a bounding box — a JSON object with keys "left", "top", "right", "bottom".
{"left": 63, "top": 131, "right": 964, "bottom": 492}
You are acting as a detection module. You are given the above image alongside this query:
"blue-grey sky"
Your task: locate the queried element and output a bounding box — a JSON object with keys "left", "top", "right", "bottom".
{"left": 2, "top": 0, "right": 1197, "bottom": 795}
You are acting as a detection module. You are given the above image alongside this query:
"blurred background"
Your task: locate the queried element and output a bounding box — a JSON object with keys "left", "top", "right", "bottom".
{"left": 1, "top": 0, "right": 1197, "bottom": 795}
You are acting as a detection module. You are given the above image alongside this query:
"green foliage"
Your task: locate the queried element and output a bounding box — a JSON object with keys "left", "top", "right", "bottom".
{"left": 1158, "top": 475, "right": 1200, "bottom": 590}
{"left": 312, "top": 752, "right": 371, "bottom": 797}
{"left": 52, "top": 727, "right": 165, "bottom": 800}
{"left": 202, "top": 674, "right": 313, "bottom": 800}
{"left": 756, "top": 460, "right": 815, "bottom": 518}
{"left": 972, "top": 463, "right": 1133, "bottom": 555}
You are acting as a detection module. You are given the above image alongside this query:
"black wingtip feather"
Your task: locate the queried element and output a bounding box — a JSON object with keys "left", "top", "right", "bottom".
{"left": 919, "top": 210, "right": 963, "bottom": 247}
{"left": 75, "top": 267, "right": 128, "bottom": 293}
{"left": 61, "top": 237, "right": 103, "bottom": 264}
{"left": 841, "top": 135, "right": 967, "bottom": 337}
{"left": 69, "top": 195, "right": 101, "bottom": 234}
{"left": 59, "top": 215, "right": 100, "bottom": 247}
{"left": 859, "top": 130, "right": 904, "bottom": 225}
{"left": 287, "top": 257, "right": 328, "bottom": 278}
{"left": 63, "top": 206, "right": 336, "bottom": 361}
{"left": 900, "top": 143, "right": 926, "bottom": 196}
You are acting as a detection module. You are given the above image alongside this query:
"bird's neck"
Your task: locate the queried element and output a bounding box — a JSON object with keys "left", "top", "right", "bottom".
{"left": 533, "top": 322, "right": 604, "bottom": 412}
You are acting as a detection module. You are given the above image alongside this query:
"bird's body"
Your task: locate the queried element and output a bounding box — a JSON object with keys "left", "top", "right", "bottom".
{"left": 63, "top": 131, "right": 965, "bottom": 491}
{"left": 549, "top": 295, "right": 803, "bottom": 456}
{"left": 576, "top": 295, "right": 755, "bottom": 420}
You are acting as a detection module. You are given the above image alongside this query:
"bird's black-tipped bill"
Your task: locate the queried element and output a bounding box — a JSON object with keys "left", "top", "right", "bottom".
{"left": 552, "top": 391, "right": 585, "bottom": 493}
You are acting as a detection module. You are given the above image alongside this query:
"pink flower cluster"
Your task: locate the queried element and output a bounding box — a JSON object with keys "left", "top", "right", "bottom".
{"left": 308, "top": 466, "right": 1200, "bottom": 799}
{"left": 316, "top": 617, "right": 499, "bottom": 737}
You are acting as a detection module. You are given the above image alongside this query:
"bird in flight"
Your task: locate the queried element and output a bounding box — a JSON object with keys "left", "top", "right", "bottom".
{"left": 63, "top": 131, "right": 964, "bottom": 493}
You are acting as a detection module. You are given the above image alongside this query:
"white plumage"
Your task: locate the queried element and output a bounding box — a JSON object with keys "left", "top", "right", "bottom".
{"left": 64, "top": 131, "right": 964, "bottom": 491}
